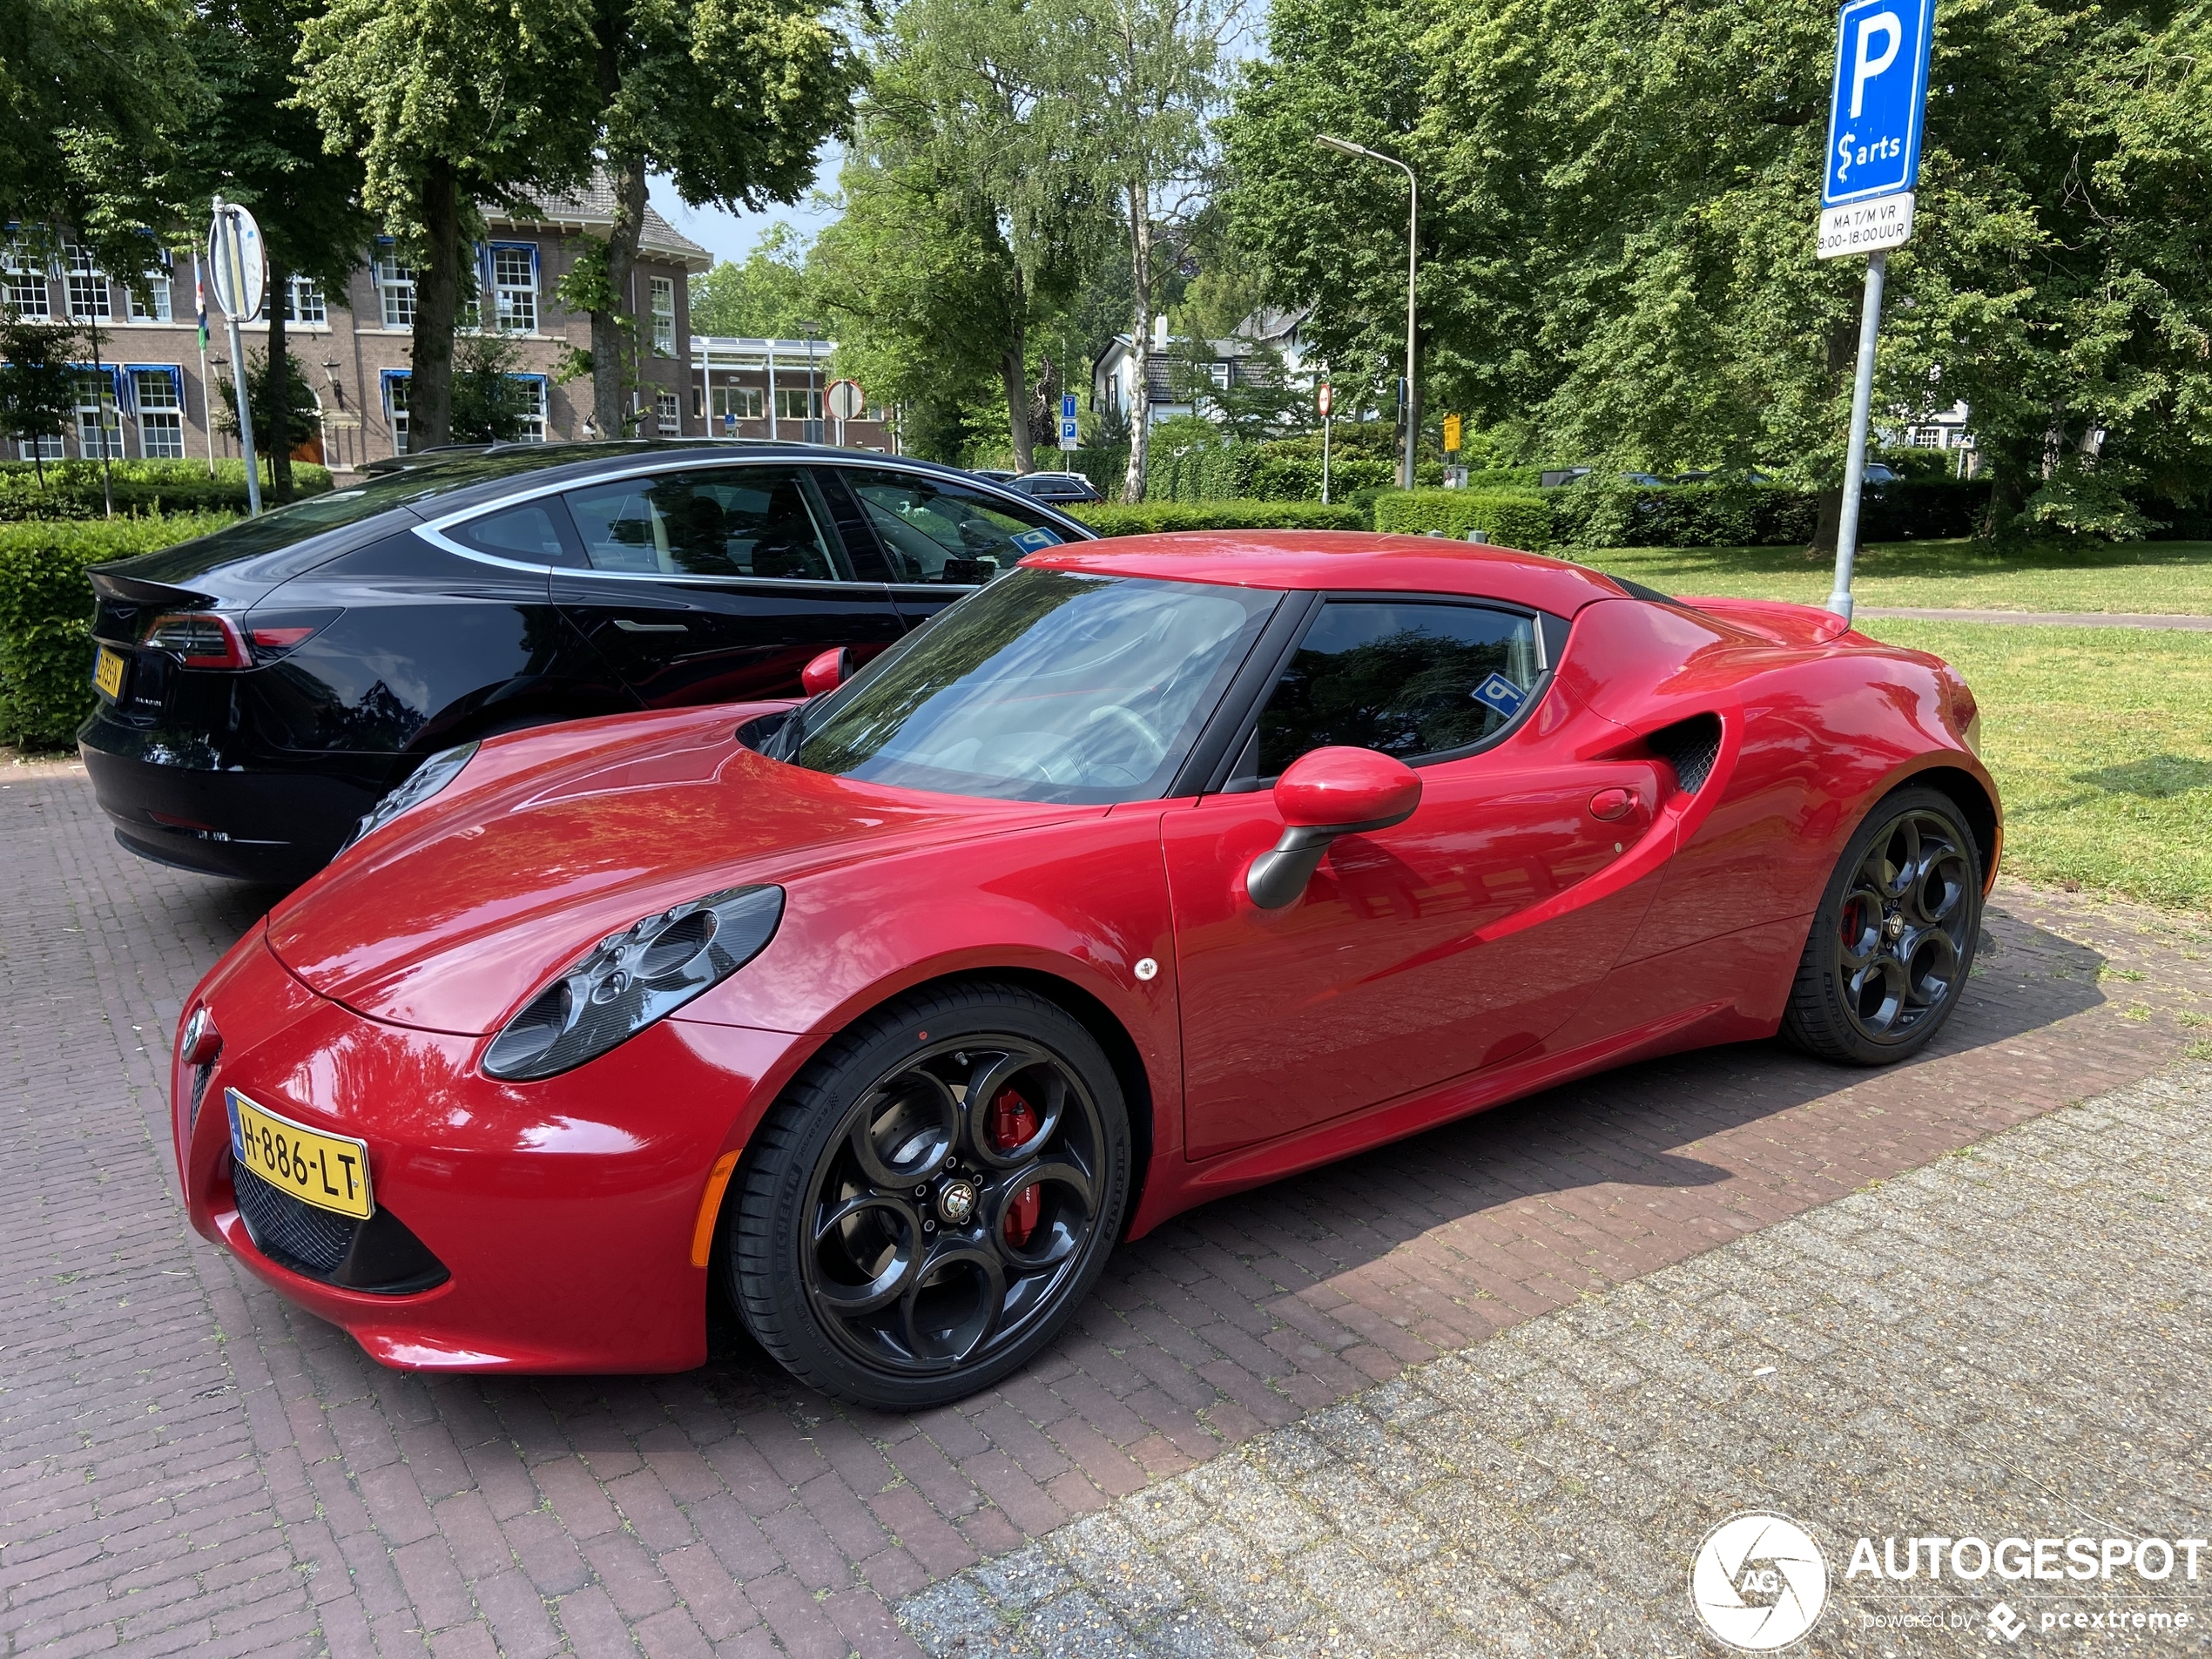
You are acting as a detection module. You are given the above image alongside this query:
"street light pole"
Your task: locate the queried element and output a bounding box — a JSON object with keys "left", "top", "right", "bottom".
{"left": 1317, "top": 135, "right": 1418, "bottom": 490}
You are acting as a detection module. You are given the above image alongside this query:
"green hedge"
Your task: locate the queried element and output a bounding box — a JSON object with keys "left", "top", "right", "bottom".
{"left": 0, "top": 514, "right": 234, "bottom": 749}
{"left": 0, "top": 459, "right": 331, "bottom": 523}
{"left": 1067, "top": 498, "right": 1370, "bottom": 536}
{"left": 1373, "top": 489, "right": 1557, "bottom": 550}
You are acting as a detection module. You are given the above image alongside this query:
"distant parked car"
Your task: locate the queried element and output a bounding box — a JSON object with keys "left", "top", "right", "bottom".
{"left": 80, "top": 443, "right": 1090, "bottom": 884}
{"left": 1861, "top": 463, "right": 1903, "bottom": 486}
{"left": 1674, "top": 469, "right": 1776, "bottom": 486}
{"left": 1007, "top": 471, "right": 1103, "bottom": 505}
{"left": 1539, "top": 468, "right": 1593, "bottom": 488}
{"left": 1617, "top": 472, "right": 1672, "bottom": 489}
{"left": 969, "top": 468, "right": 1020, "bottom": 482}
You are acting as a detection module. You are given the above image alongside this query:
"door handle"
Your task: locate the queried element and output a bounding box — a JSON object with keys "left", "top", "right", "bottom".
{"left": 1589, "top": 786, "right": 1635, "bottom": 821}
{"left": 610, "top": 618, "right": 689, "bottom": 633}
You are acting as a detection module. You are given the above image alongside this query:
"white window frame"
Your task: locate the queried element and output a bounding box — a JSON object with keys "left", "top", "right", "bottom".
{"left": 655, "top": 388, "right": 681, "bottom": 436}
{"left": 2, "top": 241, "right": 50, "bottom": 317}
{"left": 287, "top": 277, "right": 327, "bottom": 327}
{"left": 774, "top": 386, "right": 823, "bottom": 422}
{"left": 512, "top": 374, "right": 547, "bottom": 442}
{"left": 711, "top": 385, "right": 764, "bottom": 425}
{"left": 127, "top": 274, "right": 173, "bottom": 323}
{"left": 373, "top": 250, "right": 415, "bottom": 329}
{"left": 1206, "top": 361, "right": 1231, "bottom": 391}
{"left": 132, "top": 368, "right": 184, "bottom": 458}
{"left": 650, "top": 276, "right": 675, "bottom": 356}
{"left": 490, "top": 244, "right": 536, "bottom": 334}
{"left": 383, "top": 370, "right": 410, "bottom": 453}
{"left": 74, "top": 370, "right": 121, "bottom": 457}
{"left": 64, "top": 247, "right": 111, "bottom": 322}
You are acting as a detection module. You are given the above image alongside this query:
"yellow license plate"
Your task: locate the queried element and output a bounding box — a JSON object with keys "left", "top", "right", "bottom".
{"left": 94, "top": 646, "right": 127, "bottom": 700}
{"left": 226, "top": 1090, "right": 374, "bottom": 1219}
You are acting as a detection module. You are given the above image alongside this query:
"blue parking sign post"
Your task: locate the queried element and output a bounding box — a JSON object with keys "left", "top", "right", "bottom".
{"left": 1819, "top": 0, "right": 1936, "bottom": 621}
{"left": 1060, "top": 392, "right": 1079, "bottom": 453}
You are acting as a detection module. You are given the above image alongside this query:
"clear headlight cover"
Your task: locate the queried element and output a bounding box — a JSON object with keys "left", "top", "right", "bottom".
{"left": 341, "top": 741, "right": 479, "bottom": 852}
{"left": 482, "top": 887, "right": 786, "bottom": 1081}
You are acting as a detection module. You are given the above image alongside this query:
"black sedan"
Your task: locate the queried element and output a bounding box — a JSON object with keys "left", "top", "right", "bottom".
{"left": 80, "top": 442, "right": 1092, "bottom": 883}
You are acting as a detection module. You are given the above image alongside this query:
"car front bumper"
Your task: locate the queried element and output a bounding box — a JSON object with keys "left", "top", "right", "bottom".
{"left": 174, "top": 927, "right": 809, "bottom": 1372}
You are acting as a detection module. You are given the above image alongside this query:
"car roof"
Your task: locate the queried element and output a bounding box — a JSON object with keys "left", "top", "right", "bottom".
{"left": 1026, "top": 530, "right": 1636, "bottom": 614}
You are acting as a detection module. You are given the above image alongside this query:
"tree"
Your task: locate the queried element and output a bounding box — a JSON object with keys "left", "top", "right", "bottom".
{"left": 1057, "top": 0, "right": 1237, "bottom": 500}
{"left": 0, "top": 312, "right": 82, "bottom": 484}
{"left": 1, "top": 0, "right": 204, "bottom": 280}
{"left": 1228, "top": 0, "right": 2212, "bottom": 539}
{"left": 179, "top": 0, "right": 370, "bottom": 498}
{"left": 811, "top": 0, "right": 1106, "bottom": 472}
{"left": 298, "top": 0, "right": 600, "bottom": 450}
{"left": 568, "top": 0, "right": 858, "bottom": 438}
{"left": 690, "top": 223, "right": 813, "bottom": 337}
{"left": 448, "top": 334, "right": 539, "bottom": 442}
{"left": 213, "top": 346, "right": 322, "bottom": 473}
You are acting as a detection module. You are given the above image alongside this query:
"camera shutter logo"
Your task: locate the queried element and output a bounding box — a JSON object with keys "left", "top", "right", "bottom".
{"left": 1689, "top": 1513, "right": 1831, "bottom": 1650}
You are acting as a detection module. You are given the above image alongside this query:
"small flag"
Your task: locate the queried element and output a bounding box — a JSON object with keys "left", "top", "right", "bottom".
{"left": 192, "top": 249, "right": 208, "bottom": 352}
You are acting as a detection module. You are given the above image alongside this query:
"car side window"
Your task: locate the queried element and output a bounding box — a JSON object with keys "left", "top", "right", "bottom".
{"left": 843, "top": 469, "right": 1069, "bottom": 584}
{"left": 442, "top": 500, "right": 579, "bottom": 565}
{"left": 1252, "top": 601, "right": 1545, "bottom": 779}
{"left": 563, "top": 469, "right": 846, "bottom": 581}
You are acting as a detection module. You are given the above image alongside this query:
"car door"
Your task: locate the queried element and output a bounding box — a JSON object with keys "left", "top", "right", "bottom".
{"left": 1165, "top": 596, "right": 1669, "bottom": 1162}
{"left": 550, "top": 464, "right": 904, "bottom": 705}
{"left": 838, "top": 467, "right": 1083, "bottom": 631}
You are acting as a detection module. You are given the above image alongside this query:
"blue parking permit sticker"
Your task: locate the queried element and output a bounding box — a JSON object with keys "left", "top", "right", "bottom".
{"left": 1472, "top": 672, "right": 1527, "bottom": 718}
{"left": 1010, "top": 527, "right": 1063, "bottom": 553}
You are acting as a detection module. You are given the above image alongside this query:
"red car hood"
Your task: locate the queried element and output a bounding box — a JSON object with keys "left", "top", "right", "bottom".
{"left": 267, "top": 707, "right": 1093, "bottom": 1035}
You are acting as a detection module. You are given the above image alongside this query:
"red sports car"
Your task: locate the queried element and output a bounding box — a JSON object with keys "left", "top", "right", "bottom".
{"left": 172, "top": 533, "right": 1997, "bottom": 1407}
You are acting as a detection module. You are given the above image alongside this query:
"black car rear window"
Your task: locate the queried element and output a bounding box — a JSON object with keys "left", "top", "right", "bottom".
{"left": 128, "top": 447, "right": 641, "bottom": 571}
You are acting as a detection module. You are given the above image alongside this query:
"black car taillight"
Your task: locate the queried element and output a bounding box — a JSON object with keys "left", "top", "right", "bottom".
{"left": 243, "top": 608, "right": 342, "bottom": 664}
{"left": 143, "top": 612, "right": 251, "bottom": 670}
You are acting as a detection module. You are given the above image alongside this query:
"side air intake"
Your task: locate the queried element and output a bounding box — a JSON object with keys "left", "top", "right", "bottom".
{"left": 1646, "top": 713, "right": 1723, "bottom": 794}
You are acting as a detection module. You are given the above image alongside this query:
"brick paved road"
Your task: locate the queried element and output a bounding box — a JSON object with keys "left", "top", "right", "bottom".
{"left": 902, "top": 1062, "right": 2212, "bottom": 1656}
{"left": 5, "top": 758, "right": 2211, "bottom": 1656}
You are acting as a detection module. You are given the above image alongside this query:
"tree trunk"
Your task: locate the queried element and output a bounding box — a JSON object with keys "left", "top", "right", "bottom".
{"left": 1001, "top": 280, "right": 1035, "bottom": 473}
{"left": 592, "top": 154, "right": 651, "bottom": 439}
{"left": 266, "top": 256, "right": 293, "bottom": 502}
{"left": 1981, "top": 469, "right": 2026, "bottom": 539}
{"left": 1121, "top": 187, "right": 1151, "bottom": 504}
{"left": 1808, "top": 485, "right": 1844, "bottom": 555}
{"left": 409, "top": 161, "right": 462, "bottom": 451}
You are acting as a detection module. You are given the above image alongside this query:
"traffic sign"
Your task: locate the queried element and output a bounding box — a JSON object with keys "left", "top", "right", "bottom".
{"left": 1821, "top": 0, "right": 1935, "bottom": 207}
{"left": 1442, "top": 414, "right": 1462, "bottom": 454}
{"left": 1061, "top": 393, "right": 1077, "bottom": 420}
{"left": 826, "top": 378, "right": 865, "bottom": 421}
{"left": 1317, "top": 382, "right": 1332, "bottom": 418}
{"left": 206, "top": 201, "right": 266, "bottom": 322}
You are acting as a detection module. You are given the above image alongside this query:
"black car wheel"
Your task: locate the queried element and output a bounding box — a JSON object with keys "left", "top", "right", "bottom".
{"left": 730, "top": 982, "right": 1130, "bottom": 1408}
{"left": 1782, "top": 786, "right": 1983, "bottom": 1065}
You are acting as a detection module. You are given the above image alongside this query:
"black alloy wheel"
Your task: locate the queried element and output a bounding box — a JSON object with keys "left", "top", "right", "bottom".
{"left": 730, "top": 984, "right": 1130, "bottom": 1408}
{"left": 1783, "top": 786, "right": 1984, "bottom": 1065}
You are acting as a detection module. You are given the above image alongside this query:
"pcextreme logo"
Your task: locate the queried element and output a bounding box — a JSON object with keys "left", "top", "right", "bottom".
{"left": 1690, "top": 1513, "right": 1831, "bottom": 1650}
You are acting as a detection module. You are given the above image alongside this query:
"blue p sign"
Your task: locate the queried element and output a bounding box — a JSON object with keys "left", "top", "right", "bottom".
{"left": 1823, "top": 0, "right": 1936, "bottom": 206}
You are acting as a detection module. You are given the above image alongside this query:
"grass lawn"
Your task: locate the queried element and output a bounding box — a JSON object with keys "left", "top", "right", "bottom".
{"left": 1840, "top": 618, "right": 2212, "bottom": 912}
{"left": 1578, "top": 538, "right": 2212, "bottom": 614}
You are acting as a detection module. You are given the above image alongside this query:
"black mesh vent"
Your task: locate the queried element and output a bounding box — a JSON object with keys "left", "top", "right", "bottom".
{"left": 1648, "top": 713, "right": 1723, "bottom": 794}
{"left": 188, "top": 1058, "right": 217, "bottom": 1133}
{"left": 234, "top": 1166, "right": 360, "bottom": 1276}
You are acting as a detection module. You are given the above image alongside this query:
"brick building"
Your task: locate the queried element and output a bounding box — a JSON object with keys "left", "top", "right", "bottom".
{"left": 1, "top": 183, "right": 886, "bottom": 470}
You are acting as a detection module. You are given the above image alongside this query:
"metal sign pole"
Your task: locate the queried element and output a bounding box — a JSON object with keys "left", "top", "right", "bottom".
{"left": 212, "top": 199, "right": 263, "bottom": 516}
{"left": 1825, "top": 251, "right": 1888, "bottom": 621}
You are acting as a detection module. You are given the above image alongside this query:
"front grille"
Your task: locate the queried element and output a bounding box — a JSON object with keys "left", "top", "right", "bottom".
{"left": 234, "top": 1165, "right": 359, "bottom": 1274}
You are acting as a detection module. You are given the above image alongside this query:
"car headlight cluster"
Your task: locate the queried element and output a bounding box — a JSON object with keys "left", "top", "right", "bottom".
{"left": 341, "top": 742, "right": 480, "bottom": 852}
{"left": 482, "top": 887, "right": 786, "bottom": 1081}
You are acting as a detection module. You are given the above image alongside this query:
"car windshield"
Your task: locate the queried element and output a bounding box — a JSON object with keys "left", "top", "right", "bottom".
{"left": 787, "top": 568, "right": 1278, "bottom": 803}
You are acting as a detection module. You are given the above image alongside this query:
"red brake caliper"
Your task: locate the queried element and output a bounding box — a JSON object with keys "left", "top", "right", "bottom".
{"left": 989, "top": 1088, "right": 1042, "bottom": 1247}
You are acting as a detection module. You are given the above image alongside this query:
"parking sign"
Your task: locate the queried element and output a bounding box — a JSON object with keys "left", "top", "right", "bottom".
{"left": 1822, "top": 0, "right": 1936, "bottom": 206}
{"left": 1060, "top": 392, "right": 1079, "bottom": 451}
